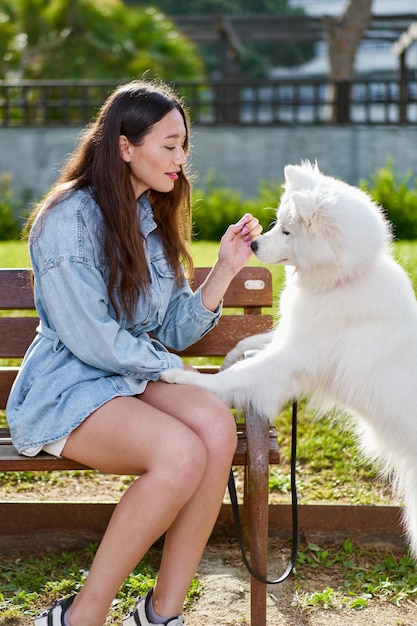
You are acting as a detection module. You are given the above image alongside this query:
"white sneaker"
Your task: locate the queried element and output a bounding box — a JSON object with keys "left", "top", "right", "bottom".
{"left": 34, "top": 594, "right": 76, "bottom": 626}
{"left": 123, "top": 589, "right": 184, "bottom": 626}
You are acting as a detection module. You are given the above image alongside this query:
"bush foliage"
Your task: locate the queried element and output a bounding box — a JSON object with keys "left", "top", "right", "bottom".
{"left": 0, "top": 174, "right": 27, "bottom": 241}
{"left": 192, "top": 161, "right": 417, "bottom": 241}
{"left": 192, "top": 169, "right": 282, "bottom": 240}
{"left": 360, "top": 160, "right": 417, "bottom": 240}
{"left": 1, "top": 160, "right": 417, "bottom": 242}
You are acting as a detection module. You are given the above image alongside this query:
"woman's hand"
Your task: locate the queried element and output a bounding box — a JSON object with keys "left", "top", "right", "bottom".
{"left": 217, "top": 213, "right": 262, "bottom": 275}
{"left": 200, "top": 213, "right": 262, "bottom": 313}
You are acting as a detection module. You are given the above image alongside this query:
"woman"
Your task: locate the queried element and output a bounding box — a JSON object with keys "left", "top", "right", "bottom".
{"left": 6, "top": 79, "right": 261, "bottom": 626}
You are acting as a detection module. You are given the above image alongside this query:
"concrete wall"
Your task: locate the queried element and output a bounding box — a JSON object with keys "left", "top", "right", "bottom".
{"left": 1, "top": 125, "right": 416, "bottom": 202}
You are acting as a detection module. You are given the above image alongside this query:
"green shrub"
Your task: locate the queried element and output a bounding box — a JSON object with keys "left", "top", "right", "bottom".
{"left": 192, "top": 169, "right": 281, "bottom": 240}
{"left": 360, "top": 160, "right": 417, "bottom": 240}
{"left": 0, "top": 173, "right": 27, "bottom": 240}
{"left": 193, "top": 162, "right": 417, "bottom": 242}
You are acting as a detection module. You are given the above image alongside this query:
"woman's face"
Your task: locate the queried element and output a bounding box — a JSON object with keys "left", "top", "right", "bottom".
{"left": 119, "top": 108, "right": 187, "bottom": 198}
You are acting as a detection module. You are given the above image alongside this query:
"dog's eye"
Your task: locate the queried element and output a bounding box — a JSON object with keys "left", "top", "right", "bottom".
{"left": 282, "top": 227, "right": 290, "bottom": 236}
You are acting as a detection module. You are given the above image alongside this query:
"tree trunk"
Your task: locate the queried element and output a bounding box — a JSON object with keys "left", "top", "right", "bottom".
{"left": 323, "top": 0, "right": 373, "bottom": 123}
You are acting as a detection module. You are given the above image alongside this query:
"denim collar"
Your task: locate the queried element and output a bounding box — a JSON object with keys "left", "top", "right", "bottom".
{"left": 138, "top": 193, "right": 157, "bottom": 239}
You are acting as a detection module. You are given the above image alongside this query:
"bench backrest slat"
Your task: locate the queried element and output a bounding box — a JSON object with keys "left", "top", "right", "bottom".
{"left": 0, "top": 269, "right": 34, "bottom": 309}
{"left": 0, "top": 368, "right": 18, "bottom": 409}
{"left": 179, "top": 315, "right": 272, "bottom": 357}
{"left": 191, "top": 266, "right": 273, "bottom": 308}
{"left": 0, "top": 267, "right": 273, "bottom": 310}
{"left": 0, "top": 318, "right": 39, "bottom": 357}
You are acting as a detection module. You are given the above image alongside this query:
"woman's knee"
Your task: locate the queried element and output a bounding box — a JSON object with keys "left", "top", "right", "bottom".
{"left": 157, "top": 431, "right": 208, "bottom": 496}
{"left": 197, "top": 394, "right": 237, "bottom": 463}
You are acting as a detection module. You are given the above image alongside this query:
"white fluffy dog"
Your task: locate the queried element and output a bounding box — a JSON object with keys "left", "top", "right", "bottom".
{"left": 161, "top": 161, "right": 417, "bottom": 557}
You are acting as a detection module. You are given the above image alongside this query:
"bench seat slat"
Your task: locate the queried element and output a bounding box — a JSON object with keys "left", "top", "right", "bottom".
{"left": 0, "top": 425, "right": 279, "bottom": 470}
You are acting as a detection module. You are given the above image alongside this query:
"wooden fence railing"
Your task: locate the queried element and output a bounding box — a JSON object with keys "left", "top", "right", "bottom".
{"left": 0, "top": 77, "right": 416, "bottom": 127}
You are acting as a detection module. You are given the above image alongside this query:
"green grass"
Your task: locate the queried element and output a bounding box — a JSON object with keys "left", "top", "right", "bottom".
{"left": 0, "top": 540, "right": 202, "bottom": 625}
{"left": 0, "top": 240, "right": 30, "bottom": 268}
{"left": 270, "top": 403, "right": 387, "bottom": 505}
{"left": 294, "top": 539, "right": 417, "bottom": 610}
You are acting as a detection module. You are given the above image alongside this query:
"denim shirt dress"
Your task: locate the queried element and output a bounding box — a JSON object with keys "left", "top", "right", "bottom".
{"left": 6, "top": 188, "right": 221, "bottom": 454}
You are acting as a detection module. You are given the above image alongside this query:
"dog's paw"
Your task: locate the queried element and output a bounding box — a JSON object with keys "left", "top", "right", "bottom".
{"left": 159, "top": 368, "right": 189, "bottom": 384}
{"left": 160, "top": 368, "right": 204, "bottom": 386}
{"left": 221, "top": 332, "right": 272, "bottom": 370}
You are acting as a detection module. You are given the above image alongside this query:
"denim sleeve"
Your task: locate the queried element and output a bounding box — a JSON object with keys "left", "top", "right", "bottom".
{"left": 153, "top": 280, "right": 222, "bottom": 351}
{"left": 38, "top": 260, "right": 184, "bottom": 380}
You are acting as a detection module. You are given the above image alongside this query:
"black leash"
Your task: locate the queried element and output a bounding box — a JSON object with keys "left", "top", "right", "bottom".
{"left": 228, "top": 400, "right": 299, "bottom": 584}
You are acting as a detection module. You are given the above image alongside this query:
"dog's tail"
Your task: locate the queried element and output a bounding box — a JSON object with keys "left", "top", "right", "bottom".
{"left": 394, "top": 458, "right": 417, "bottom": 560}
{"left": 355, "top": 420, "right": 417, "bottom": 559}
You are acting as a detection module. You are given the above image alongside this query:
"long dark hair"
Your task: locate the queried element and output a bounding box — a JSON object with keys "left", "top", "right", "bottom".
{"left": 26, "top": 79, "right": 193, "bottom": 321}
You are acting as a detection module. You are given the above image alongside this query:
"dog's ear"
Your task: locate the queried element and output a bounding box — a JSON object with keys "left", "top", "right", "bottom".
{"left": 290, "top": 190, "right": 316, "bottom": 229}
{"left": 284, "top": 161, "right": 318, "bottom": 190}
{"left": 291, "top": 187, "right": 338, "bottom": 235}
{"left": 284, "top": 164, "right": 299, "bottom": 183}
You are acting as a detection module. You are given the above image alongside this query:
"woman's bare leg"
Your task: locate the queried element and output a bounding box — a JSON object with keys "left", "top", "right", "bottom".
{"left": 139, "top": 382, "right": 237, "bottom": 617}
{"left": 60, "top": 383, "right": 236, "bottom": 626}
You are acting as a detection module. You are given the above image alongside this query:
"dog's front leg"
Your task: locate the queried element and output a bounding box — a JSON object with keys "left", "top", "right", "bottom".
{"left": 221, "top": 331, "right": 274, "bottom": 370}
{"left": 160, "top": 348, "right": 303, "bottom": 422}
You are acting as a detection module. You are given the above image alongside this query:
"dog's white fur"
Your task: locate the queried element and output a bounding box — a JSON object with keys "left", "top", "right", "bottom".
{"left": 161, "top": 161, "right": 417, "bottom": 556}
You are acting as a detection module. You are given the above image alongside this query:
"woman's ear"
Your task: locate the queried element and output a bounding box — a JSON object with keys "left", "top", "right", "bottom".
{"left": 119, "top": 135, "right": 131, "bottom": 162}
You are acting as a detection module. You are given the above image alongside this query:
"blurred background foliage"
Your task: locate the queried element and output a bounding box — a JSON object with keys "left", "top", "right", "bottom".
{"left": 0, "top": 0, "right": 204, "bottom": 80}
{"left": 0, "top": 0, "right": 314, "bottom": 81}
{"left": 128, "top": 0, "right": 315, "bottom": 79}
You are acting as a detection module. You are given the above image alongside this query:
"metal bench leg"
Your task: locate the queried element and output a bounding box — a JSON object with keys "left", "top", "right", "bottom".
{"left": 246, "top": 409, "right": 269, "bottom": 626}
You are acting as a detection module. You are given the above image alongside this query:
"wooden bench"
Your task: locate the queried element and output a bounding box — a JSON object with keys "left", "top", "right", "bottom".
{"left": 0, "top": 266, "right": 279, "bottom": 626}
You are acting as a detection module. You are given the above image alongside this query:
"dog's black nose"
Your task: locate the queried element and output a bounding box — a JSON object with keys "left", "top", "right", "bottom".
{"left": 251, "top": 239, "right": 259, "bottom": 252}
